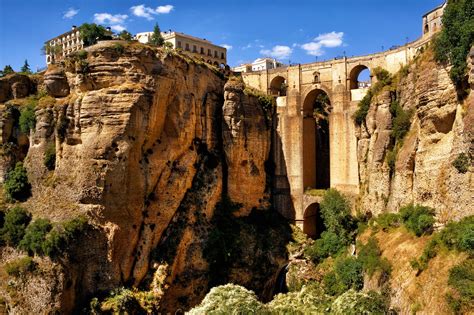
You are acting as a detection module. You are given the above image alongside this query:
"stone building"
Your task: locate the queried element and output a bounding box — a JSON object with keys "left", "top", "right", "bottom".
{"left": 44, "top": 26, "right": 84, "bottom": 65}
{"left": 422, "top": 1, "right": 447, "bottom": 39}
{"left": 135, "top": 31, "right": 227, "bottom": 66}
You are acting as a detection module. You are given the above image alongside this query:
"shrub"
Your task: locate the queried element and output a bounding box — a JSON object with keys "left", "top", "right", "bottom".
{"left": 386, "top": 148, "right": 398, "bottom": 176}
{"left": 320, "top": 189, "right": 355, "bottom": 244}
{"left": 375, "top": 213, "right": 401, "bottom": 231}
{"left": 390, "top": 100, "right": 412, "bottom": 142}
{"left": 187, "top": 284, "right": 268, "bottom": 314}
{"left": 354, "top": 91, "right": 372, "bottom": 126}
{"left": 357, "top": 237, "right": 391, "bottom": 277}
{"left": 113, "top": 43, "right": 124, "bottom": 54}
{"left": 268, "top": 283, "right": 333, "bottom": 313}
{"left": 19, "top": 103, "right": 36, "bottom": 134}
{"left": 79, "top": 23, "right": 111, "bottom": 46}
{"left": 324, "top": 257, "right": 363, "bottom": 296}
{"left": 19, "top": 218, "right": 52, "bottom": 255}
{"left": 0, "top": 206, "right": 31, "bottom": 246}
{"left": 100, "top": 288, "right": 145, "bottom": 314}
{"left": 331, "top": 289, "right": 388, "bottom": 315}
{"left": 4, "top": 162, "right": 31, "bottom": 201}
{"left": 399, "top": 204, "right": 436, "bottom": 236}
{"left": 446, "top": 258, "right": 474, "bottom": 314}
{"left": 4, "top": 256, "right": 35, "bottom": 277}
{"left": 305, "top": 231, "right": 348, "bottom": 263}
{"left": 452, "top": 153, "right": 470, "bottom": 174}
{"left": 433, "top": 0, "right": 474, "bottom": 88}
{"left": 44, "top": 143, "right": 56, "bottom": 171}
{"left": 42, "top": 216, "right": 88, "bottom": 258}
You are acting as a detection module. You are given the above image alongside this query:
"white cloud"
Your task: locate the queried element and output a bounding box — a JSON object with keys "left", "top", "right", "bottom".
{"left": 94, "top": 13, "right": 128, "bottom": 24}
{"left": 130, "top": 4, "right": 174, "bottom": 20}
{"left": 111, "top": 25, "right": 126, "bottom": 32}
{"left": 156, "top": 5, "right": 174, "bottom": 14}
{"left": 301, "top": 31, "right": 344, "bottom": 56}
{"left": 221, "top": 44, "right": 232, "bottom": 50}
{"left": 242, "top": 43, "right": 252, "bottom": 50}
{"left": 63, "top": 8, "right": 79, "bottom": 19}
{"left": 260, "top": 45, "right": 293, "bottom": 59}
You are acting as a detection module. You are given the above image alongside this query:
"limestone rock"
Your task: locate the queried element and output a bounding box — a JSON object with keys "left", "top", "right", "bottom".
{"left": 0, "top": 74, "right": 35, "bottom": 102}
{"left": 44, "top": 67, "right": 70, "bottom": 97}
{"left": 222, "top": 81, "right": 271, "bottom": 215}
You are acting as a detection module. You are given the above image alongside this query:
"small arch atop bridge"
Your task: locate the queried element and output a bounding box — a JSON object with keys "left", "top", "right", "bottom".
{"left": 303, "top": 203, "right": 325, "bottom": 239}
{"left": 349, "top": 65, "right": 371, "bottom": 90}
{"left": 270, "top": 76, "right": 287, "bottom": 96}
{"left": 313, "top": 71, "right": 321, "bottom": 83}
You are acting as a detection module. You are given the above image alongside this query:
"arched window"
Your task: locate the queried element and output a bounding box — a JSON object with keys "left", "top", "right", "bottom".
{"left": 313, "top": 72, "right": 321, "bottom": 83}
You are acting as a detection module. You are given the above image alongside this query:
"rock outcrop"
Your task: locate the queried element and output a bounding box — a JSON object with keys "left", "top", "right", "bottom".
{"left": 357, "top": 51, "right": 473, "bottom": 220}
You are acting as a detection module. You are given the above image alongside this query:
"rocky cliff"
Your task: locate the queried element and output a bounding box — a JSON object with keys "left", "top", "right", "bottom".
{"left": 0, "top": 41, "right": 289, "bottom": 313}
{"left": 356, "top": 49, "right": 473, "bottom": 220}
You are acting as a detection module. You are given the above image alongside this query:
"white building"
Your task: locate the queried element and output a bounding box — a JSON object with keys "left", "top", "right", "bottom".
{"left": 135, "top": 31, "right": 227, "bottom": 66}
{"left": 44, "top": 26, "right": 84, "bottom": 65}
{"left": 232, "top": 58, "right": 285, "bottom": 73}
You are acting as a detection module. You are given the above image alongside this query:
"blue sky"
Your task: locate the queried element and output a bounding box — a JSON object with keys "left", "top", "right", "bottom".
{"left": 0, "top": 0, "right": 444, "bottom": 71}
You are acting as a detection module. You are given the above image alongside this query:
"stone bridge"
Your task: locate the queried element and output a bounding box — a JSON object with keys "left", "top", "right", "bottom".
{"left": 242, "top": 36, "right": 433, "bottom": 235}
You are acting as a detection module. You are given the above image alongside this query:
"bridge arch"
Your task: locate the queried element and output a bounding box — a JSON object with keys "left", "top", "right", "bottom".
{"left": 302, "top": 89, "right": 331, "bottom": 190}
{"left": 269, "top": 75, "right": 287, "bottom": 96}
{"left": 349, "top": 64, "right": 371, "bottom": 89}
{"left": 303, "top": 203, "right": 325, "bottom": 239}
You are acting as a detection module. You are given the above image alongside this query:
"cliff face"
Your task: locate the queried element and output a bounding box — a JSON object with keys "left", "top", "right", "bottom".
{"left": 0, "top": 42, "right": 286, "bottom": 313}
{"left": 357, "top": 51, "right": 473, "bottom": 220}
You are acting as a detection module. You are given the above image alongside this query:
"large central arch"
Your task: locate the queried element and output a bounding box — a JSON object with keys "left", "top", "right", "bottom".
{"left": 303, "top": 89, "right": 331, "bottom": 190}
{"left": 270, "top": 76, "right": 287, "bottom": 96}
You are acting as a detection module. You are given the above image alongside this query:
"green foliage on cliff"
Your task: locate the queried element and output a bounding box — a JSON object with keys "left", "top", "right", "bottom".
{"left": 357, "top": 237, "right": 391, "bottom": 277}
{"left": 41, "top": 216, "right": 88, "bottom": 258}
{"left": 399, "top": 204, "right": 436, "bottom": 237}
{"left": 269, "top": 283, "right": 333, "bottom": 313}
{"left": 320, "top": 189, "right": 356, "bottom": 243}
{"left": 44, "top": 143, "right": 56, "bottom": 171}
{"left": 452, "top": 153, "right": 470, "bottom": 174}
{"left": 4, "top": 162, "right": 31, "bottom": 201}
{"left": 19, "top": 103, "right": 36, "bottom": 134}
{"left": 331, "top": 289, "right": 388, "bottom": 315}
{"left": 4, "top": 256, "right": 36, "bottom": 277}
{"left": 149, "top": 23, "right": 165, "bottom": 46}
{"left": 446, "top": 258, "right": 474, "bottom": 314}
{"left": 324, "top": 257, "right": 364, "bottom": 296}
{"left": 79, "top": 23, "right": 112, "bottom": 46}
{"left": 305, "top": 231, "right": 348, "bottom": 263}
{"left": 0, "top": 206, "right": 31, "bottom": 246}
{"left": 19, "top": 218, "right": 52, "bottom": 255}
{"left": 390, "top": 100, "right": 412, "bottom": 142}
{"left": 434, "top": 0, "right": 474, "bottom": 88}
{"left": 0, "top": 65, "right": 15, "bottom": 77}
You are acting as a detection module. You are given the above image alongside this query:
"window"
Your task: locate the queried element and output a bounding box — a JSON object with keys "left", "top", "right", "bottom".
{"left": 221, "top": 52, "right": 225, "bottom": 59}
{"left": 208, "top": 49, "right": 212, "bottom": 56}
{"left": 185, "top": 43, "right": 190, "bottom": 51}
{"left": 200, "top": 47, "right": 204, "bottom": 54}
{"left": 193, "top": 45, "right": 197, "bottom": 53}
{"left": 177, "top": 41, "right": 182, "bottom": 48}
{"left": 214, "top": 51, "right": 218, "bottom": 58}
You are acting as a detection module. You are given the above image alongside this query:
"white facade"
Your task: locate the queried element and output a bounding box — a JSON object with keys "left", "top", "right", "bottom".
{"left": 45, "top": 26, "right": 84, "bottom": 65}
{"left": 232, "top": 58, "right": 285, "bottom": 73}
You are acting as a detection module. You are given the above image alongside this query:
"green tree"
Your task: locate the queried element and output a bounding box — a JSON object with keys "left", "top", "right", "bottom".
{"left": 20, "top": 59, "right": 31, "bottom": 74}
{"left": 4, "top": 162, "right": 32, "bottom": 201}
{"left": 19, "top": 103, "right": 36, "bottom": 134}
{"left": 118, "top": 30, "right": 133, "bottom": 41}
{"left": 149, "top": 23, "right": 164, "bottom": 46}
{"left": 434, "top": 0, "right": 474, "bottom": 88}
{"left": 320, "top": 189, "right": 355, "bottom": 243}
{"left": 79, "top": 23, "right": 112, "bottom": 46}
{"left": 0, "top": 206, "right": 32, "bottom": 246}
{"left": 19, "top": 218, "right": 52, "bottom": 255}
{"left": 0, "top": 65, "right": 14, "bottom": 77}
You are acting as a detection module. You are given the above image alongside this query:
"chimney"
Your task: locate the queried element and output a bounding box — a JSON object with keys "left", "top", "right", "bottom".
{"left": 72, "top": 25, "right": 77, "bottom": 30}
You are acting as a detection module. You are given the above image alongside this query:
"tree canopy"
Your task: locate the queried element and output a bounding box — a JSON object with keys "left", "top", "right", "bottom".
{"left": 149, "top": 23, "right": 165, "bottom": 46}
{"left": 79, "top": 23, "right": 112, "bottom": 46}
{"left": 20, "top": 60, "right": 31, "bottom": 74}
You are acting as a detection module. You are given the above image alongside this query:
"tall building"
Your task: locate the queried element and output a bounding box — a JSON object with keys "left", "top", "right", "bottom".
{"left": 44, "top": 26, "right": 84, "bottom": 65}
{"left": 422, "top": 1, "right": 447, "bottom": 39}
{"left": 135, "top": 31, "right": 227, "bottom": 66}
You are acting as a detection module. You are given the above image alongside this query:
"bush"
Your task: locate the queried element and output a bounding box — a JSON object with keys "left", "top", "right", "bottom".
{"left": 113, "top": 43, "right": 124, "bottom": 54}
{"left": 433, "top": 0, "right": 474, "bottom": 88}
{"left": 446, "top": 258, "right": 474, "bottom": 314}
{"left": 354, "top": 91, "right": 372, "bottom": 126}
{"left": 331, "top": 289, "right": 388, "bottom": 315}
{"left": 324, "top": 257, "right": 363, "bottom": 296}
{"left": 19, "top": 103, "right": 36, "bottom": 134}
{"left": 375, "top": 213, "right": 401, "bottom": 231}
{"left": 100, "top": 288, "right": 146, "bottom": 314}
{"left": 19, "top": 218, "right": 52, "bottom": 255}
{"left": 0, "top": 206, "right": 31, "bottom": 246}
{"left": 357, "top": 237, "right": 391, "bottom": 277}
{"left": 452, "top": 153, "right": 470, "bottom": 174}
{"left": 320, "top": 189, "right": 355, "bottom": 244}
{"left": 187, "top": 284, "right": 268, "bottom": 314}
{"left": 42, "top": 216, "right": 88, "bottom": 258}
{"left": 399, "top": 204, "right": 436, "bottom": 236}
{"left": 268, "top": 283, "right": 333, "bottom": 313}
{"left": 305, "top": 231, "right": 348, "bottom": 263}
{"left": 390, "top": 100, "right": 412, "bottom": 142}
{"left": 44, "top": 143, "right": 56, "bottom": 170}
{"left": 386, "top": 148, "right": 398, "bottom": 176}
{"left": 4, "top": 162, "right": 31, "bottom": 201}
{"left": 4, "top": 256, "right": 35, "bottom": 277}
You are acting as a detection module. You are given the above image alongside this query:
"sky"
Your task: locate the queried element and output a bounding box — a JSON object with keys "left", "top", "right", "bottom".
{"left": 0, "top": 0, "right": 444, "bottom": 71}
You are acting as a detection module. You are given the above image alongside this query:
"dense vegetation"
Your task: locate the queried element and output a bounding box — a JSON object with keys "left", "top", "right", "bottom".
{"left": 79, "top": 23, "right": 112, "bottom": 46}
{"left": 4, "top": 162, "right": 31, "bottom": 201}
{"left": 434, "top": 0, "right": 474, "bottom": 90}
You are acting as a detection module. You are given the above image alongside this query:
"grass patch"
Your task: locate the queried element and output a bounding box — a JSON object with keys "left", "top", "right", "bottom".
{"left": 399, "top": 204, "right": 435, "bottom": 237}
{"left": 4, "top": 256, "right": 36, "bottom": 277}
{"left": 446, "top": 258, "right": 474, "bottom": 314}
{"left": 452, "top": 153, "right": 470, "bottom": 174}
